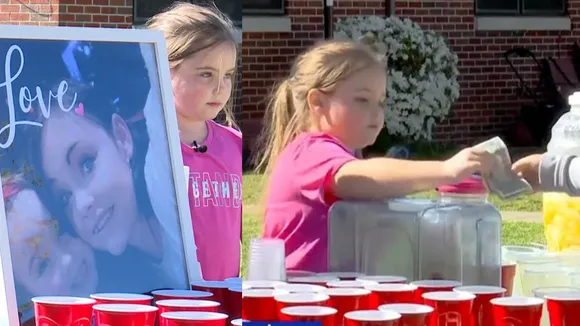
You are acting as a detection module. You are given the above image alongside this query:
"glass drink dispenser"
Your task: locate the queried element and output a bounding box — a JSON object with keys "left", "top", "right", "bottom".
{"left": 420, "top": 176, "right": 502, "bottom": 286}
{"left": 328, "top": 198, "right": 435, "bottom": 281}
{"left": 328, "top": 176, "right": 502, "bottom": 286}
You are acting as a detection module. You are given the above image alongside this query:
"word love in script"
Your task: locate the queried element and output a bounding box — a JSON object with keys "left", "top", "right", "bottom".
{"left": 0, "top": 44, "right": 78, "bottom": 149}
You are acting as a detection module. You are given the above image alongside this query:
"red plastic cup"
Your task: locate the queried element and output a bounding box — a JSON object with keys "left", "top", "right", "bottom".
{"left": 545, "top": 291, "right": 580, "bottom": 326}
{"left": 288, "top": 276, "right": 339, "bottom": 286}
{"left": 411, "top": 280, "right": 462, "bottom": 303}
{"left": 322, "top": 288, "right": 371, "bottom": 324}
{"left": 317, "top": 272, "right": 365, "bottom": 280}
{"left": 453, "top": 285, "right": 506, "bottom": 326}
{"left": 31, "top": 296, "right": 95, "bottom": 325}
{"left": 162, "top": 311, "right": 228, "bottom": 326}
{"left": 357, "top": 276, "right": 408, "bottom": 284}
{"left": 365, "top": 283, "right": 418, "bottom": 308}
{"left": 502, "top": 262, "right": 517, "bottom": 297}
{"left": 158, "top": 299, "right": 219, "bottom": 316}
{"left": 327, "top": 280, "right": 378, "bottom": 288}
{"left": 243, "top": 280, "right": 286, "bottom": 289}
{"left": 157, "top": 300, "right": 220, "bottom": 326}
{"left": 152, "top": 290, "right": 213, "bottom": 302}
{"left": 93, "top": 303, "right": 158, "bottom": 326}
{"left": 227, "top": 286, "right": 242, "bottom": 319}
{"left": 90, "top": 293, "right": 153, "bottom": 305}
{"left": 242, "top": 288, "right": 288, "bottom": 321}
{"left": 275, "top": 283, "right": 327, "bottom": 293}
{"left": 422, "top": 291, "right": 475, "bottom": 326}
{"left": 275, "top": 292, "right": 330, "bottom": 312}
{"left": 490, "top": 296, "right": 544, "bottom": 326}
{"left": 280, "top": 306, "right": 337, "bottom": 326}
{"left": 379, "top": 303, "right": 434, "bottom": 326}
{"left": 230, "top": 318, "right": 245, "bottom": 325}
{"left": 190, "top": 281, "right": 230, "bottom": 312}
{"left": 344, "top": 310, "right": 401, "bottom": 326}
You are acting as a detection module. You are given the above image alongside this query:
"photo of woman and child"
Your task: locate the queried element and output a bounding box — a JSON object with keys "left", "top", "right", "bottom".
{"left": 0, "top": 39, "right": 197, "bottom": 322}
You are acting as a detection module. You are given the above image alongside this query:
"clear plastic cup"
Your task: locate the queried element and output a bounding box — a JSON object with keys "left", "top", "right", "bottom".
{"left": 247, "top": 238, "right": 286, "bottom": 281}
{"left": 521, "top": 265, "right": 573, "bottom": 296}
{"left": 556, "top": 251, "right": 580, "bottom": 268}
{"left": 502, "top": 245, "right": 544, "bottom": 262}
{"left": 513, "top": 254, "right": 560, "bottom": 296}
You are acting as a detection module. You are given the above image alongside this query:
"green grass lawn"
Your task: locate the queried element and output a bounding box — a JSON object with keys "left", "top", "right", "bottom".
{"left": 242, "top": 173, "right": 545, "bottom": 276}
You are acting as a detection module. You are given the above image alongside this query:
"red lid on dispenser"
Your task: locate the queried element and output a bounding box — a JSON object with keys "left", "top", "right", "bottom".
{"left": 437, "top": 175, "right": 487, "bottom": 194}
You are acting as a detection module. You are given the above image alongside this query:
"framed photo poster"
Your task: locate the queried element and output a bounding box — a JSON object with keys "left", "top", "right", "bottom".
{"left": 0, "top": 25, "right": 201, "bottom": 325}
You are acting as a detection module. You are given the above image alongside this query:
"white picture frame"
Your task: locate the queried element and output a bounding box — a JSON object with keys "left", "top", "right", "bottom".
{"left": 0, "top": 25, "right": 200, "bottom": 324}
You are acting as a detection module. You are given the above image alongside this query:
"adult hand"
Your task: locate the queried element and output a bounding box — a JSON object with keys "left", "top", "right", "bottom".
{"left": 512, "top": 154, "right": 542, "bottom": 191}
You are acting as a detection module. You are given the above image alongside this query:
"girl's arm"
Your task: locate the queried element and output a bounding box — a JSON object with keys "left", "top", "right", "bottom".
{"left": 333, "top": 147, "right": 492, "bottom": 200}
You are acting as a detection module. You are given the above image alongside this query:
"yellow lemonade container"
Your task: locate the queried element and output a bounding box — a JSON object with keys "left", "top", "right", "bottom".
{"left": 543, "top": 92, "right": 580, "bottom": 252}
{"left": 543, "top": 192, "right": 580, "bottom": 252}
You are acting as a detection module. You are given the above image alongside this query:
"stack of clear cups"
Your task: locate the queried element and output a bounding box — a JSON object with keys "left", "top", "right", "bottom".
{"left": 247, "top": 238, "right": 286, "bottom": 281}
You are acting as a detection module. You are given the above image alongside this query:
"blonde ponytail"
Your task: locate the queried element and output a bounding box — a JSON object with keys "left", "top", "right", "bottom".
{"left": 255, "top": 40, "right": 384, "bottom": 175}
{"left": 255, "top": 78, "right": 304, "bottom": 174}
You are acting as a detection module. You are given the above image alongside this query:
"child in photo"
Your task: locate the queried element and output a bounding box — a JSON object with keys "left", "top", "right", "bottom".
{"left": 4, "top": 171, "right": 165, "bottom": 324}
{"left": 3, "top": 173, "right": 98, "bottom": 321}
{"left": 256, "top": 40, "right": 495, "bottom": 273}
{"left": 147, "top": 2, "right": 242, "bottom": 281}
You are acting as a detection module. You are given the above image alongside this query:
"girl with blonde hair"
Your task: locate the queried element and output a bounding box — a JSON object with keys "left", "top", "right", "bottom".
{"left": 257, "top": 40, "right": 494, "bottom": 272}
{"left": 148, "top": 2, "right": 242, "bottom": 280}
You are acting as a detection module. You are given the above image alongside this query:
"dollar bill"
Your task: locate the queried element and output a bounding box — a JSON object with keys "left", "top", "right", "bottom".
{"left": 474, "top": 137, "right": 533, "bottom": 200}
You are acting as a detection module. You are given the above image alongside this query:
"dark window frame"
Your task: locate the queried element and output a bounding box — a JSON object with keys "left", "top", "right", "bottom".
{"left": 475, "top": 0, "right": 567, "bottom": 16}
{"left": 133, "top": 0, "right": 241, "bottom": 26}
{"left": 242, "top": 0, "right": 285, "bottom": 15}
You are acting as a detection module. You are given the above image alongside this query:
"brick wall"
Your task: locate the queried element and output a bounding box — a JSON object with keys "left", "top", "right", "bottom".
{"left": 58, "top": 0, "right": 133, "bottom": 28}
{"left": 0, "top": 0, "right": 58, "bottom": 25}
{"left": 334, "top": 0, "right": 387, "bottom": 16}
{"left": 242, "top": 0, "right": 323, "bottom": 150}
{"left": 0, "top": 0, "right": 132, "bottom": 27}
{"left": 242, "top": 0, "right": 580, "bottom": 151}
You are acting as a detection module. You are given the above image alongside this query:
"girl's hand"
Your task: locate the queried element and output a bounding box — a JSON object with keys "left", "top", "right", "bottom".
{"left": 512, "top": 154, "right": 542, "bottom": 191}
{"left": 443, "top": 147, "right": 496, "bottom": 183}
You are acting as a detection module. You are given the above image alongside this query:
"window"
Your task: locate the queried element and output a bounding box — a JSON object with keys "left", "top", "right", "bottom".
{"left": 134, "top": 0, "right": 241, "bottom": 25}
{"left": 476, "top": 0, "right": 566, "bottom": 15}
{"left": 243, "top": 0, "right": 285, "bottom": 15}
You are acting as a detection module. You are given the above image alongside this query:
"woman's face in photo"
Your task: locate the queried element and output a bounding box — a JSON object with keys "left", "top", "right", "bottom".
{"left": 40, "top": 112, "right": 139, "bottom": 255}
{"left": 8, "top": 189, "right": 98, "bottom": 296}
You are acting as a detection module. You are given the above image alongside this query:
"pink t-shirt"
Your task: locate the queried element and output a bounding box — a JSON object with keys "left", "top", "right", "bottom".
{"left": 262, "top": 132, "right": 357, "bottom": 272}
{"left": 182, "top": 120, "right": 242, "bottom": 280}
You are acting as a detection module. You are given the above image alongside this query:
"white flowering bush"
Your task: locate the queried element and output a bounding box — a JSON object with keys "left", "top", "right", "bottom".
{"left": 335, "top": 16, "right": 460, "bottom": 140}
